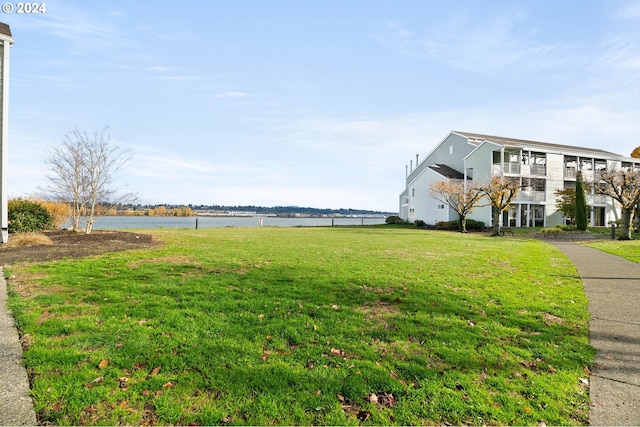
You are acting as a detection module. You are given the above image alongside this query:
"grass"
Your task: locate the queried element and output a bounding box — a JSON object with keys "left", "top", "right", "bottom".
{"left": 586, "top": 239, "right": 640, "bottom": 263}
{"left": 2, "top": 232, "right": 53, "bottom": 247}
{"left": 7, "top": 227, "right": 593, "bottom": 425}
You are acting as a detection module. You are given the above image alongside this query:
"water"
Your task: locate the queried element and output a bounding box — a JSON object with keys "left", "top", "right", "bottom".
{"left": 79, "top": 216, "right": 388, "bottom": 230}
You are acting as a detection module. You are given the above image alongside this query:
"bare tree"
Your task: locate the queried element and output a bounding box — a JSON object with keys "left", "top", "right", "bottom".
{"left": 429, "top": 180, "right": 483, "bottom": 233}
{"left": 480, "top": 176, "right": 521, "bottom": 236}
{"left": 596, "top": 168, "right": 640, "bottom": 240}
{"left": 44, "top": 127, "right": 137, "bottom": 233}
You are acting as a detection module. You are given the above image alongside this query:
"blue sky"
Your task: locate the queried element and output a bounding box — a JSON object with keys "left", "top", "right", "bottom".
{"left": 3, "top": 0, "right": 640, "bottom": 212}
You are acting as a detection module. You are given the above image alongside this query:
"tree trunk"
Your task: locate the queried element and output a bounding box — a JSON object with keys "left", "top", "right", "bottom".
{"left": 619, "top": 208, "right": 633, "bottom": 240}
{"left": 492, "top": 210, "right": 501, "bottom": 236}
{"left": 459, "top": 214, "right": 468, "bottom": 233}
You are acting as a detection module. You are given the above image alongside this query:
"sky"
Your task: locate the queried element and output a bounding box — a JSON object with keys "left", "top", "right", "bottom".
{"left": 2, "top": 0, "right": 640, "bottom": 212}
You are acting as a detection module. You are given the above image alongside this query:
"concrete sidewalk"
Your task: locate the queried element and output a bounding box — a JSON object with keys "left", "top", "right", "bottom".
{"left": 0, "top": 267, "right": 37, "bottom": 426}
{"left": 550, "top": 242, "right": 640, "bottom": 426}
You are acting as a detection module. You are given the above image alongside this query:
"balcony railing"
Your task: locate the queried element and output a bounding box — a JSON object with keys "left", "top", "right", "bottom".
{"left": 530, "top": 164, "right": 546, "bottom": 176}
{"left": 565, "top": 167, "right": 577, "bottom": 179}
{"left": 589, "top": 194, "right": 608, "bottom": 205}
{"left": 493, "top": 162, "right": 521, "bottom": 175}
{"left": 518, "top": 190, "right": 546, "bottom": 202}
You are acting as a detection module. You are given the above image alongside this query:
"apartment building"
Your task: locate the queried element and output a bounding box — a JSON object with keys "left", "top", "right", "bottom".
{"left": 399, "top": 131, "right": 639, "bottom": 228}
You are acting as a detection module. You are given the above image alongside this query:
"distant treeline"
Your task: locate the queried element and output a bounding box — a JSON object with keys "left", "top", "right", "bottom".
{"left": 113, "top": 204, "right": 394, "bottom": 217}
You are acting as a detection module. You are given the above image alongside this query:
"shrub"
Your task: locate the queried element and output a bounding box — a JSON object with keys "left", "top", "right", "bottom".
{"left": 8, "top": 198, "right": 54, "bottom": 233}
{"left": 413, "top": 219, "right": 426, "bottom": 228}
{"left": 385, "top": 215, "right": 408, "bottom": 225}
{"left": 435, "top": 219, "right": 485, "bottom": 231}
{"left": 540, "top": 227, "right": 562, "bottom": 234}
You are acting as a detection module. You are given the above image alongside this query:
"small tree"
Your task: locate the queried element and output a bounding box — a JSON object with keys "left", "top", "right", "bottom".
{"left": 429, "top": 180, "right": 483, "bottom": 233}
{"left": 555, "top": 188, "right": 576, "bottom": 224}
{"left": 480, "top": 176, "right": 521, "bottom": 236}
{"left": 596, "top": 168, "right": 640, "bottom": 240}
{"left": 575, "top": 172, "right": 588, "bottom": 231}
{"left": 44, "top": 127, "right": 137, "bottom": 233}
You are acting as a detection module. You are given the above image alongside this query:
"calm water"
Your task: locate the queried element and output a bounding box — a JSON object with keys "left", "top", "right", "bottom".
{"left": 82, "top": 216, "right": 388, "bottom": 230}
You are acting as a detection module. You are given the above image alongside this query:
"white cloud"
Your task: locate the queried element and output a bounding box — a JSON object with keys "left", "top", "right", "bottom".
{"left": 376, "top": 11, "right": 568, "bottom": 77}
{"left": 214, "top": 91, "right": 251, "bottom": 99}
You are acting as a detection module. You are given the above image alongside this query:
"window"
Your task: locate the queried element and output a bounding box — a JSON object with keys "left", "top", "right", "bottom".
{"left": 411, "top": 188, "right": 415, "bottom": 197}
{"left": 437, "top": 204, "right": 445, "bottom": 209}
{"left": 449, "top": 145, "right": 454, "bottom": 155}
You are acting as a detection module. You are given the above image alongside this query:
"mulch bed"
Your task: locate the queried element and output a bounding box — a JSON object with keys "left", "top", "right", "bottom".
{"left": 0, "top": 230, "right": 158, "bottom": 265}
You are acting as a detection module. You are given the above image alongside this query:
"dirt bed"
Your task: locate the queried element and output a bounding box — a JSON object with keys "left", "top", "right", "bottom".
{"left": 0, "top": 230, "right": 158, "bottom": 265}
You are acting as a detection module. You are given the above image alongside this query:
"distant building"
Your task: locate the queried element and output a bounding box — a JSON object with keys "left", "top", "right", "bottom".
{"left": 0, "top": 22, "right": 12, "bottom": 243}
{"left": 399, "top": 131, "right": 640, "bottom": 228}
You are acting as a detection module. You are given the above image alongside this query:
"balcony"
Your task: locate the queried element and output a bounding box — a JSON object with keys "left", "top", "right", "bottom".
{"left": 493, "top": 162, "right": 521, "bottom": 175}
{"left": 589, "top": 194, "right": 608, "bottom": 205}
{"left": 565, "top": 167, "right": 577, "bottom": 179}
{"left": 518, "top": 190, "right": 546, "bottom": 203}
{"left": 530, "top": 164, "right": 546, "bottom": 176}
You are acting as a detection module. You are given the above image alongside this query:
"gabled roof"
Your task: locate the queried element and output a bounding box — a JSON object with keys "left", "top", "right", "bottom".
{"left": 0, "top": 22, "right": 11, "bottom": 38}
{"left": 453, "top": 131, "right": 622, "bottom": 158}
{"left": 428, "top": 164, "right": 465, "bottom": 179}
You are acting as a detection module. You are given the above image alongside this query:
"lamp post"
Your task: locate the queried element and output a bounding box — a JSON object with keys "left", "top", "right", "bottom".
{"left": 0, "top": 23, "right": 12, "bottom": 244}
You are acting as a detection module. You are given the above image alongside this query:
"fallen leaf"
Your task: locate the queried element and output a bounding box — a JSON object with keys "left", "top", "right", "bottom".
{"left": 162, "top": 381, "right": 174, "bottom": 388}
{"left": 258, "top": 314, "right": 265, "bottom": 320}
{"left": 331, "top": 348, "right": 345, "bottom": 357}
{"left": 524, "top": 406, "right": 532, "bottom": 413}
{"left": 336, "top": 393, "right": 345, "bottom": 402}
{"left": 151, "top": 366, "right": 162, "bottom": 376}
{"left": 114, "top": 343, "right": 124, "bottom": 348}
{"left": 91, "top": 376, "right": 104, "bottom": 383}
{"left": 119, "top": 400, "right": 128, "bottom": 408}
{"left": 467, "top": 320, "right": 475, "bottom": 327}
{"left": 368, "top": 393, "right": 378, "bottom": 404}
{"left": 579, "top": 378, "right": 589, "bottom": 385}
{"left": 98, "top": 360, "right": 109, "bottom": 369}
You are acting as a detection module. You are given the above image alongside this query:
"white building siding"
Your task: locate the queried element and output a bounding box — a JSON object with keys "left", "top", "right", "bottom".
{"left": 403, "top": 168, "right": 457, "bottom": 224}
{"left": 544, "top": 153, "right": 565, "bottom": 226}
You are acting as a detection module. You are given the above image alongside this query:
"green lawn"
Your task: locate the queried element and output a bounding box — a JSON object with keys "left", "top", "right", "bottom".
{"left": 586, "top": 239, "right": 640, "bottom": 263}
{"left": 7, "top": 227, "right": 593, "bottom": 425}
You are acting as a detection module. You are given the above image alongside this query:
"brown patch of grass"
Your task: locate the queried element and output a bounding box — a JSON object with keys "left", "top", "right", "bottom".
{"left": 2, "top": 232, "right": 53, "bottom": 248}
{"left": 543, "top": 312, "right": 565, "bottom": 325}
{"left": 360, "top": 301, "right": 401, "bottom": 325}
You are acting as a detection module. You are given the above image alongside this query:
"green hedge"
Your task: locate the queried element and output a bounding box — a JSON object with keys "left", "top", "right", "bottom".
{"left": 435, "top": 219, "right": 486, "bottom": 231}
{"left": 8, "top": 199, "right": 54, "bottom": 233}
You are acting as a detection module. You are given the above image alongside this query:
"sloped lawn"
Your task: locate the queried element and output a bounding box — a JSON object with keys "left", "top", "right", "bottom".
{"left": 586, "top": 239, "right": 640, "bottom": 263}
{"left": 7, "top": 227, "right": 593, "bottom": 425}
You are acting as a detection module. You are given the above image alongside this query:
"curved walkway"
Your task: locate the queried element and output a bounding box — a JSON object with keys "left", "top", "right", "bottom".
{"left": 550, "top": 241, "right": 640, "bottom": 426}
